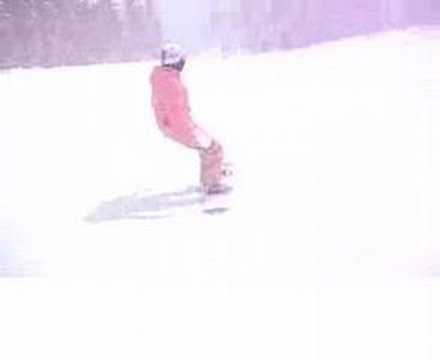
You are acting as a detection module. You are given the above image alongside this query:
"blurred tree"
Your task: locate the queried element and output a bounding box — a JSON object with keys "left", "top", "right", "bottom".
{"left": 122, "top": 0, "right": 161, "bottom": 61}
{"left": 380, "top": 0, "right": 409, "bottom": 28}
{"left": 10, "top": 0, "right": 36, "bottom": 67}
{"left": 88, "top": 0, "right": 123, "bottom": 63}
{"left": 0, "top": 0, "right": 15, "bottom": 68}
{"left": 270, "top": 0, "right": 308, "bottom": 48}
{"left": 144, "top": 0, "right": 161, "bottom": 58}
{"left": 34, "top": 0, "right": 58, "bottom": 66}
{"left": 123, "top": 0, "right": 148, "bottom": 60}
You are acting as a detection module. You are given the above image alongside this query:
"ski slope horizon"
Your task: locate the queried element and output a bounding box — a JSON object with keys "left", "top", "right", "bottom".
{"left": 0, "top": 27, "right": 439, "bottom": 284}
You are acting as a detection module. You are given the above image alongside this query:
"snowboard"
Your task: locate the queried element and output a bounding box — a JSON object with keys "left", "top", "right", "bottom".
{"left": 138, "top": 162, "right": 235, "bottom": 218}
{"left": 134, "top": 184, "right": 233, "bottom": 219}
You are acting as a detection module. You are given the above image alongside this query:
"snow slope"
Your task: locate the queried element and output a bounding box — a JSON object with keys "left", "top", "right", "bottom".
{"left": 1, "top": 27, "right": 440, "bottom": 360}
{"left": 1, "top": 28, "right": 439, "bottom": 282}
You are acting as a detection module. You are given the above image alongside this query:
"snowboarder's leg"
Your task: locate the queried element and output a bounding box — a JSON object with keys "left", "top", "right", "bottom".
{"left": 199, "top": 141, "right": 230, "bottom": 193}
{"left": 159, "top": 123, "right": 230, "bottom": 193}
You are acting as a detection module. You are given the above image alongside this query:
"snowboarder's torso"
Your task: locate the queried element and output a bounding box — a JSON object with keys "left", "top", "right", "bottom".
{"left": 150, "top": 66, "right": 193, "bottom": 137}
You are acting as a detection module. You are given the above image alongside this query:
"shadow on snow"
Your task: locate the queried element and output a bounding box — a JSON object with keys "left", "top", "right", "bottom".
{"left": 84, "top": 186, "right": 206, "bottom": 223}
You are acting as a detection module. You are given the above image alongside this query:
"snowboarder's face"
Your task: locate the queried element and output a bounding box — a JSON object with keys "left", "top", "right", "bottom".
{"left": 175, "top": 58, "right": 185, "bottom": 72}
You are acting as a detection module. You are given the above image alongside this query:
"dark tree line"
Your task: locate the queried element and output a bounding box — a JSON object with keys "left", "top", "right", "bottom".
{"left": 2, "top": 0, "right": 439, "bottom": 69}
{"left": 211, "top": 0, "right": 440, "bottom": 54}
{"left": 0, "top": 0, "right": 161, "bottom": 69}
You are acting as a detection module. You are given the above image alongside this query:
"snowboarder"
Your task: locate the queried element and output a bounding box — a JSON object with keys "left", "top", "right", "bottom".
{"left": 150, "top": 43, "right": 229, "bottom": 194}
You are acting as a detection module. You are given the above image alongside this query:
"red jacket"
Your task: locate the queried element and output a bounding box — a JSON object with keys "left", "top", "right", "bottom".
{"left": 150, "top": 66, "right": 196, "bottom": 144}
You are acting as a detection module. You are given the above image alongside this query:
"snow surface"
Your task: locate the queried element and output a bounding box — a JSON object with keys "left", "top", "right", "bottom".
{"left": 0, "top": 28, "right": 440, "bottom": 360}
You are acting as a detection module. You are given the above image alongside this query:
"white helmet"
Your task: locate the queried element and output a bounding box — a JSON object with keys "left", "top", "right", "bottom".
{"left": 161, "top": 43, "right": 185, "bottom": 67}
